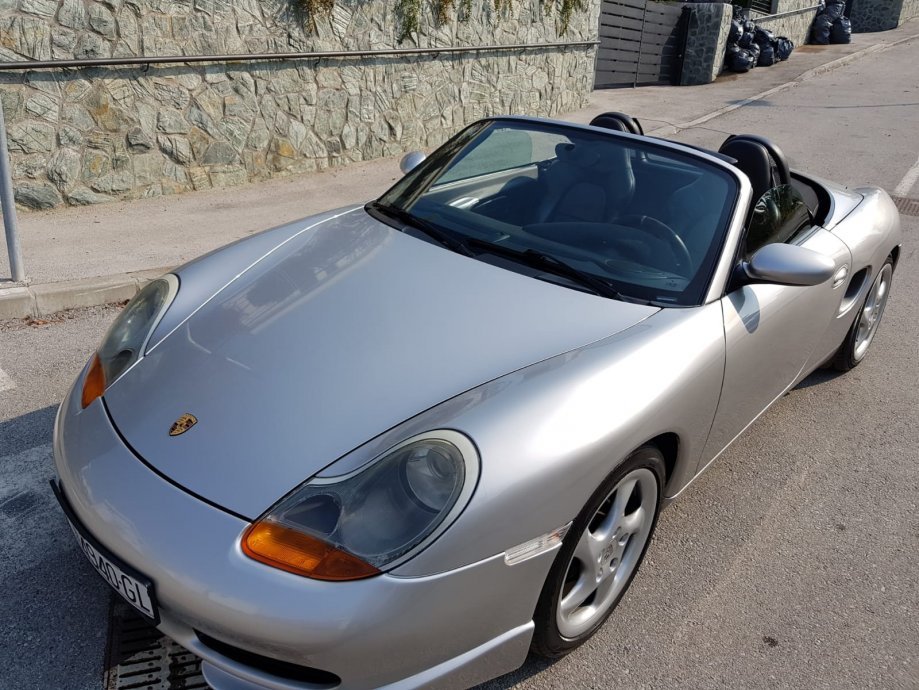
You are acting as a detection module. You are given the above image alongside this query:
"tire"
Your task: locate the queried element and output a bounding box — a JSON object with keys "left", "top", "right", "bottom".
{"left": 832, "top": 258, "right": 894, "bottom": 372}
{"left": 531, "top": 445, "right": 665, "bottom": 658}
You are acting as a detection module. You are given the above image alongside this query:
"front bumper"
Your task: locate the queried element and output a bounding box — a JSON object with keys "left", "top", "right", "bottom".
{"left": 52, "top": 370, "right": 553, "bottom": 690}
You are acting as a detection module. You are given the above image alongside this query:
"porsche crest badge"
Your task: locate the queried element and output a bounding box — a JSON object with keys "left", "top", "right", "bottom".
{"left": 169, "top": 414, "right": 198, "bottom": 437}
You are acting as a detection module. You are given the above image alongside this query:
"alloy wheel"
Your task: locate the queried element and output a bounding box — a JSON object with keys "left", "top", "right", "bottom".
{"left": 853, "top": 263, "right": 893, "bottom": 362}
{"left": 556, "top": 467, "right": 658, "bottom": 639}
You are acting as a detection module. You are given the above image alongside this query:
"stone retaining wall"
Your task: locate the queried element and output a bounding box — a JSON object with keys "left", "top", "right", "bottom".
{"left": 0, "top": 0, "right": 598, "bottom": 210}
{"left": 679, "top": 0, "right": 818, "bottom": 87}
{"left": 752, "top": 0, "right": 820, "bottom": 48}
{"left": 680, "top": 3, "right": 731, "bottom": 86}
{"left": 850, "top": 0, "right": 919, "bottom": 31}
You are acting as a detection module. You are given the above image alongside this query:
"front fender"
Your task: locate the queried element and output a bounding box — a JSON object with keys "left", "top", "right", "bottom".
{"left": 390, "top": 302, "right": 726, "bottom": 577}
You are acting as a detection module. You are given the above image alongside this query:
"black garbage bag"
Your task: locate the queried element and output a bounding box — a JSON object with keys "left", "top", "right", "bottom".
{"left": 746, "top": 41, "right": 761, "bottom": 66}
{"left": 754, "top": 27, "right": 776, "bottom": 46}
{"left": 738, "top": 31, "right": 756, "bottom": 49}
{"left": 727, "top": 47, "right": 755, "bottom": 72}
{"left": 729, "top": 19, "right": 743, "bottom": 44}
{"left": 824, "top": 2, "right": 846, "bottom": 20}
{"left": 831, "top": 16, "right": 852, "bottom": 43}
{"left": 775, "top": 37, "right": 795, "bottom": 60}
{"left": 812, "top": 14, "right": 833, "bottom": 44}
{"left": 758, "top": 42, "right": 777, "bottom": 66}
{"left": 743, "top": 19, "right": 756, "bottom": 33}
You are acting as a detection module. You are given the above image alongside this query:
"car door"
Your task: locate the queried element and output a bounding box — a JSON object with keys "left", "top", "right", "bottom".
{"left": 702, "top": 185, "right": 852, "bottom": 459}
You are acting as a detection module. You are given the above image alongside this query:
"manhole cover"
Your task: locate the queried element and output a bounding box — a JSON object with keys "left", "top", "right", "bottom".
{"left": 891, "top": 195, "right": 919, "bottom": 217}
{"left": 104, "top": 599, "right": 206, "bottom": 690}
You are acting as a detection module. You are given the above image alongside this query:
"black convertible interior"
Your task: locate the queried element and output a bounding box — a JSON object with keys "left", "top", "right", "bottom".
{"left": 583, "top": 111, "right": 830, "bottom": 227}
{"left": 389, "top": 114, "right": 829, "bottom": 305}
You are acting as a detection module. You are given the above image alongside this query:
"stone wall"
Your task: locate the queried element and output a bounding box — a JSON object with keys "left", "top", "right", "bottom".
{"left": 850, "top": 0, "right": 918, "bottom": 31}
{"left": 752, "top": 0, "right": 820, "bottom": 47}
{"left": 680, "top": 2, "right": 731, "bottom": 86}
{"left": 0, "top": 0, "right": 598, "bottom": 210}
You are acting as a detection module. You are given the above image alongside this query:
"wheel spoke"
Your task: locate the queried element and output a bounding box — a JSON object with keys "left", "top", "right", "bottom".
{"left": 620, "top": 507, "right": 645, "bottom": 535}
{"left": 596, "top": 478, "right": 636, "bottom": 540}
{"left": 573, "top": 526, "right": 600, "bottom": 562}
{"left": 594, "top": 568, "right": 618, "bottom": 605}
{"left": 560, "top": 571, "right": 597, "bottom": 616}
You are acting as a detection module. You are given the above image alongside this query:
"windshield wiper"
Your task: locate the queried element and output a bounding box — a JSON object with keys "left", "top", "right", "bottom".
{"left": 464, "top": 237, "right": 620, "bottom": 299}
{"left": 366, "top": 201, "right": 474, "bottom": 257}
{"left": 367, "top": 202, "right": 618, "bottom": 298}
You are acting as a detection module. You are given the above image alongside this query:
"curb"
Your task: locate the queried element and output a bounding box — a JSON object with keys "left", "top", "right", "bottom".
{"left": 0, "top": 268, "right": 170, "bottom": 321}
{"left": 647, "top": 31, "right": 919, "bottom": 137}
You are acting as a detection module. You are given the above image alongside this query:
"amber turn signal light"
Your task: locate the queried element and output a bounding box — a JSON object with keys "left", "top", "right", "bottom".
{"left": 81, "top": 353, "right": 107, "bottom": 409}
{"left": 241, "top": 521, "right": 380, "bottom": 581}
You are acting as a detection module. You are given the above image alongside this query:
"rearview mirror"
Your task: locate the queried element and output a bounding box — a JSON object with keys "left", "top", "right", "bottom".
{"left": 400, "top": 151, "right": 426, "bottom": 174}
{"left": 744, "top": 243, "right": 835, "bottom": 287}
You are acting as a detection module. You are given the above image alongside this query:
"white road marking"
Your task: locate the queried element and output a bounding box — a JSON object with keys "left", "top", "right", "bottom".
{"left": 893, "top": 154, "right": 919, "bottom": 197}
{"left": 0, "top": 367, "right": 14, "bottom": 392}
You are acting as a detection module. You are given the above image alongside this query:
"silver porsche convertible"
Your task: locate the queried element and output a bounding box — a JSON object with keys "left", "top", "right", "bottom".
{"left": 52, "top": 114, "right": 901, "bottom": 690}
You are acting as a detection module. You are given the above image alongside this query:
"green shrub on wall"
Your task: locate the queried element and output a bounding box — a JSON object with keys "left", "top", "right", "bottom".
{"left": 295, "top": 0, "right": 586, "bottom": 42}
{"left": 547, "top": 0, "right": 588, "bottom": 33}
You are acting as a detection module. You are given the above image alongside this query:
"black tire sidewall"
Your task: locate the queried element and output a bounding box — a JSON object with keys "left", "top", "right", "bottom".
{"left": 531, "top": 445, "right": 666, "bottom": 657}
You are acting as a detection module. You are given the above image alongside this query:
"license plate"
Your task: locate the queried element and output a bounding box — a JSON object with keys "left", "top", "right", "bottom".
{"left": 51, "top": 481, "right": 160, "bottom": 624}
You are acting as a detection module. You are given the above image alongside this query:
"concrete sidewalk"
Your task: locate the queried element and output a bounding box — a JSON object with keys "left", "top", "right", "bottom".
{"left": 1, "top": 20, "right": 916, "bottom": 319}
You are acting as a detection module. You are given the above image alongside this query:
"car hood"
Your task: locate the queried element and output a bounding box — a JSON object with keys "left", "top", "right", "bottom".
{"left": 105, "top": 208, "right": 658, "bottom": 518}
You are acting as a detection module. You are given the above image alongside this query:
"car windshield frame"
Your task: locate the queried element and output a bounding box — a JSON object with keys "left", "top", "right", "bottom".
{"left": 373, "top": 118, "right": 742, "bottom": 307}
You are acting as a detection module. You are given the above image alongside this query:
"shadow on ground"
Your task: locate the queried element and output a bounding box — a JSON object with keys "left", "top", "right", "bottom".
{"left": 0, "top": 404, "right": 57, "bottom": 456}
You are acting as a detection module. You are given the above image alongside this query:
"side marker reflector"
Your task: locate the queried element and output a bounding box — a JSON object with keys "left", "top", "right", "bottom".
{"left": 504, "top": 523, "right": 572, "bottom": 566}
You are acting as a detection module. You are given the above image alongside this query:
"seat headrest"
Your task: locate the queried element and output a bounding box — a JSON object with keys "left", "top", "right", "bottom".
{"left": 722, "top": 134, "right": 790, "bottom": 186}
{"left": 589, "top": 112, "right": 644, "bottom": 135}
{"left": 718, "top": 138, "right": 774, "bottom": 204}
{"left": 556, "top": 142, "right": 601, "bottom": 169}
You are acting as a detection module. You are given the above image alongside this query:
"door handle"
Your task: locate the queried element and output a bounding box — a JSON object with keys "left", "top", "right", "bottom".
{"left": 832, "top": 264, "right": 849, "bottom": 289}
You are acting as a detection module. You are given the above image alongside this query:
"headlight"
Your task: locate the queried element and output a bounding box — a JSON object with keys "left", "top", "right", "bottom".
{"left": 242, "top": 430, "right": 479, "bottom": 581}
{"left": 81, "top": 274, "right": 179, "bottom": 408}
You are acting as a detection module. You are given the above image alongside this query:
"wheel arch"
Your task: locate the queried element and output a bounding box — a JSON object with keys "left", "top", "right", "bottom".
{"left": 644, "top": 432, "right": 680, "bottom": 488}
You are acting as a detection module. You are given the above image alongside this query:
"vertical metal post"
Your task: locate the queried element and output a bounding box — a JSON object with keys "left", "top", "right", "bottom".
{"left": 634, "top": 0, "right": 649, "bottom": 87}
{"left": 0, "top": 101, "right": 25, "bottom": 282}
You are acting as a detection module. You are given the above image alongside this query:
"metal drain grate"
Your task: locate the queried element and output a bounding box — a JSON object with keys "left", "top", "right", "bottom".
{"left": 104, "top": 599, "right": 206, "bottom": 690}
{"left": 891, "top": 195, "right": 919, "bottom": 217}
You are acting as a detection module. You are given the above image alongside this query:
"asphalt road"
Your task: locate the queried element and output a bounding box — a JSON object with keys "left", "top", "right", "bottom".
{"left": 1, "top": 41, "right": 917, "bottom": 690}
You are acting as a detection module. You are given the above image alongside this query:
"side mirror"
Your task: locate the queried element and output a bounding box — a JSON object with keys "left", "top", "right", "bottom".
{"left": 399, "top": 151, "right": 426, "bottom": 175}
{"left": 743, "top": 243, "right": 835, "bottom": 287}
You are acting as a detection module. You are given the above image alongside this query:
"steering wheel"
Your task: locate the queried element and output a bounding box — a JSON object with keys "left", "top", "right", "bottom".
{"left": 614, "top": 214, "right": 693, "bottom": 276}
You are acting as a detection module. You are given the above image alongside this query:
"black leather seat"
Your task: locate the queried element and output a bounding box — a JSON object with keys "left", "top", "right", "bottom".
{"left": 589, "top": 112, "right": 644, "bottom": 135}
{"left": 536, "top": 142, "right": 635, "bottom": 223}
{"left": 718, "top": 134, "right": 792, "bottom": 206}
{"left": 718, "top": 137, "right": 776, "bottom": 205}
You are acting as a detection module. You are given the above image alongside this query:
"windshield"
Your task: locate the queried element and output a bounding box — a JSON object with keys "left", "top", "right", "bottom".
{"left": 375, "top": 119, "right": 739, "bottom": 306}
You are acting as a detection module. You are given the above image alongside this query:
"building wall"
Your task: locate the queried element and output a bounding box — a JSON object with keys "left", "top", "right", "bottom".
{"left": 752, "top": 0, "right": 820, "bottom": 48}
{"left": 0, "top": 0, "right": 598, "bottom": 209}
{"left": 850, "top": 0, "right": 918, "bottom": 31}
{"left": 681, "top": 2, "right": 731, "bottom": 86}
